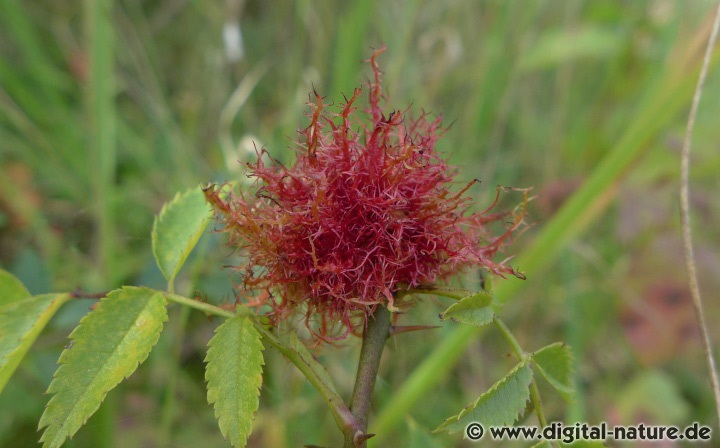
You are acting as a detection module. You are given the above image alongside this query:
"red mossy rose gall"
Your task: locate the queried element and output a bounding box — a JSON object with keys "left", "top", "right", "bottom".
{"left": 204, "top": 47, "right": 525, "bottom": 342}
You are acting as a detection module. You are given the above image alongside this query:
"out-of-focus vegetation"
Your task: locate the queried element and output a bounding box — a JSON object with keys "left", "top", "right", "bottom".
{"left": 1, "top": 1, "right": 720, "bottom": 447}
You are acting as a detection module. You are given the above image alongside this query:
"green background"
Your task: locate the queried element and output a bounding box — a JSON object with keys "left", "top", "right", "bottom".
{"left": 1, "top": 1, "right": 719, "bottom": 446}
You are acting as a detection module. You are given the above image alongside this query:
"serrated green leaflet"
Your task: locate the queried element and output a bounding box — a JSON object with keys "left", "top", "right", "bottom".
{"left": 440, "top": 291, "right": 494, "bottom": 327}
{"left": 38, "top": 287, "right": 167, "bottom": 448}
{"left": 205, "top": 315, "right": 264, "bottom": 448}
{"left": 433, "top": 362, "right": 532, "bottom": 434}
{"left": 152, "top": 186, "right": 213, "bottom": 285}
{"left": 0, "top": 293, "right": 70, "bottom": 394}
{"left": 532, "top": 342, "right": 574, "bottom": 398}
{"left": 0, "top": 268, "right": 31, "bottom": 305}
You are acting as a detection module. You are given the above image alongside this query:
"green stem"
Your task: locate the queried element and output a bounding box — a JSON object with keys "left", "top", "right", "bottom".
{"left": 529, "top": 381, "right": 548, "bottom": 428}
{"left": 162, "top": 291, "right": 370, "bottom": 445}
{"left": 493, "top": 317, "right": 548, "bottom": 430}
{"left": 253, "top": 325, "right": 362, "bottom": 444}
{"left": 164, "top": 292, "right": 234, "bottom": 318}
{"left": 492, "top": 316, "right": 524, "bottom": 359}
{"left": 401, "top": 287, "right": 472, "bottom": 300}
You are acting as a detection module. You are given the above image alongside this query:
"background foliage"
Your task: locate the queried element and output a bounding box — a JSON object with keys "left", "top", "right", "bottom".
{"left": 1, "top": 1, "right": 719, "bottom": 446}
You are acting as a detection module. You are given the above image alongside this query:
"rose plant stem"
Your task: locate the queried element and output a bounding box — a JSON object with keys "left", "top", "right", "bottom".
{"left": 345, "top": 305, "right": 392, "bottom": 448}
{"left": 493, "top": 317, "right": 549, "bottom": 430}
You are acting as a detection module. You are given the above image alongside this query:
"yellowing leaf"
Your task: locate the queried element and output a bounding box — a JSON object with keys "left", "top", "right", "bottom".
{"left": 205, "top": 315, "right": 264, "bottom": 448}
{"left": 0, "top": 293, "right": 70, "bottom": 394}
{"left": 38, "top": 287, "right": 167, "bottom": 448}
{"left": 152, "top": 186, "right": 213, "bottom": 285}
{"left": 440, "top": 291, "right": 494, "bottom": 327}
{"left": 433, "top": 362, "right": 532, "bottom": 434}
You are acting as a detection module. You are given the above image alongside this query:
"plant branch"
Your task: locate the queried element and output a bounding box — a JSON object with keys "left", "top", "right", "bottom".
{"left": 529, "top": 380, "right": 548, "bottom": 427}
{"left": 70, "top": 290, "right": 236, "bottom": 321}
{"left": 493, "top": 317, "right": 548, "bottom": 430}
{"left": 167, "top": 291, "right": 368, "bottom": 443}
{"left": 679, "top": 1, "right": 720, "bottom": 432}
{"left": 166, "top": 290, "right": 366, "bottom": 444}
{"left": 69, "top": 289, "right": 108, "bottom": 299}
{"left": 493, "top": 316, "right": 524, "bottom": 359}
{"left": 164, "top": 293, "right": 235, "bottom": 318}
{"left": 253, "top": 325, "right": 363, "bottom": 444}
{"left": 346, "top": 305, "right": 392, "bottom": 448}
{"left": 401, "top": 287, "right": 472, "bottom": 300}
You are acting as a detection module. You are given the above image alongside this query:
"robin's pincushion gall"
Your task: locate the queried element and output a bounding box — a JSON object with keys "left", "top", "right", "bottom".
{"left": 204, "top": 47, "right": 524, "bottom": 342}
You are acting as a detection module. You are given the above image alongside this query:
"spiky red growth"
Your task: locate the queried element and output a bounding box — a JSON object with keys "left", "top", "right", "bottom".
{"left": 205, "top": 47, "right": 524, "bottom": 341}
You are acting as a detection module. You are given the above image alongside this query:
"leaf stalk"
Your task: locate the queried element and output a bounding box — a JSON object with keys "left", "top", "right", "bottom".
{"left": 493, "top": 317, "right": 549, "bottom": 430}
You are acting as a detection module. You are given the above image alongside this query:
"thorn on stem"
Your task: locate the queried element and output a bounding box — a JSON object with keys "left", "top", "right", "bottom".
{"left": 354, "top": 431, "right": 375, "bottom": 446}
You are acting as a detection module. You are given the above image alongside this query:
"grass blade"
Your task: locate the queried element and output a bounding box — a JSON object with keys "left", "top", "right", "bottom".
{"left": 84, "top": 0, "right": 117, "bottom": 286}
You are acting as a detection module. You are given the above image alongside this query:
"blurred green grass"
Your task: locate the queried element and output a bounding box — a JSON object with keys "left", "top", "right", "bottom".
{"left": 2, "top": 1, "right": 720, "bottom": 447}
